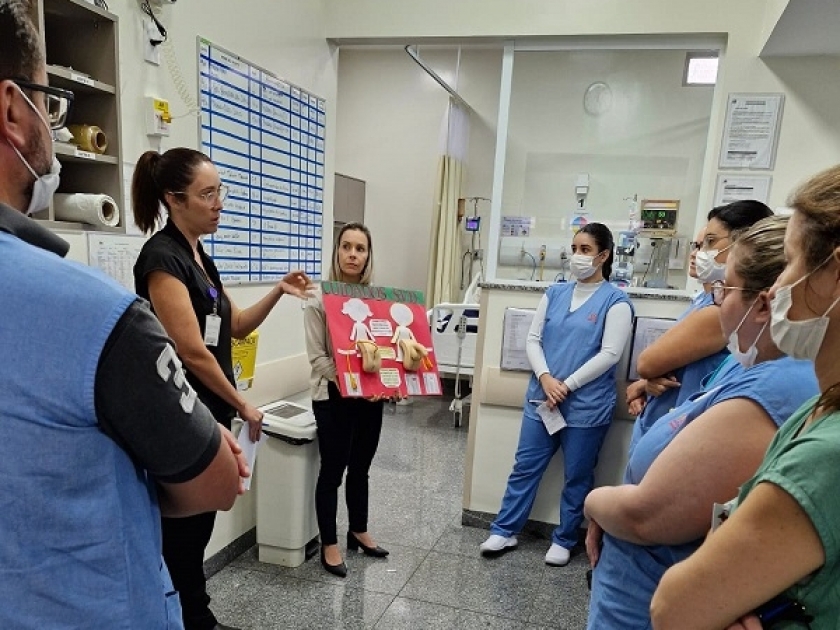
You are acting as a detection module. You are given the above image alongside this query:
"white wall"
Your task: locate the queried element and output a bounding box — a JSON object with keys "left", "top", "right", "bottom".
{"left": 335, "top": 47, "right": 502, "bottom": 296}
{"left": 326, "top": 0, "right": 840, "bottom": 233}
{"left": 59, "top": 0, "right": 336, "bottom": 558}
{"left": 335, "top": 48, "right": 448, "bottom": 291}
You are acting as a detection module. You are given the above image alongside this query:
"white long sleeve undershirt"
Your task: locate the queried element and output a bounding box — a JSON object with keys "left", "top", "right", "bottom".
{"left": 526, "top": 281, "right": 633, "bottom": 391}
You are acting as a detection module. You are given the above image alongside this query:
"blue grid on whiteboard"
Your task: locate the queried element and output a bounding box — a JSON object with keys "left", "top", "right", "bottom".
{"left": 198, "top": 39, "right": 324, "bottom": 284}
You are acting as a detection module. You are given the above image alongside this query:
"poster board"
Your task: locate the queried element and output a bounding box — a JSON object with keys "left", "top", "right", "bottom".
{"left": 322, "top": 282, "right": 442, "bottom": 398}
{"left": 198, "top": 38, "right": 325, "bottom": 284}
{"left": 627, "top": 317, "right": 677, "bottom": 380}
{"left": 501, "top": 308, "right": 536, "bottom": 372}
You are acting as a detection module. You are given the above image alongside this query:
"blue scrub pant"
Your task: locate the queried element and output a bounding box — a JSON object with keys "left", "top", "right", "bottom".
{"left": 490, "top": 411, "right": 611, "bottom": 550}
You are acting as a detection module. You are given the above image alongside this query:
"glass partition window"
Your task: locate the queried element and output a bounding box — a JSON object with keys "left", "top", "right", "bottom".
{"left": 494, "top": 48, "right": 716, "bottom": 288}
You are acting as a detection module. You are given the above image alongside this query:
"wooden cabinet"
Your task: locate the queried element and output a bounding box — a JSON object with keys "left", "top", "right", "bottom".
{"left": 34, "top": 0, "right": 124, "bottom": 231}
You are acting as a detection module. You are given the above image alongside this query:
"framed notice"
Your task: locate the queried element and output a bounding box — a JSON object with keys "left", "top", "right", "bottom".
{"left": 87, "top": 233, "right": 145, "bottom": 291}
{"left": 714, "top": 174, "right": 772, "bottom": 206}
{"left": 501, "top": 308, "right": 536, "bottom": 372}
{"left": 719, "top": 93, "right": 784, "bottom": 170}
{"left": 322, "top": 282, "right": 441, "bottom": 398}
{"left": 627, "top": 317, "right": 677, "bottom": 381}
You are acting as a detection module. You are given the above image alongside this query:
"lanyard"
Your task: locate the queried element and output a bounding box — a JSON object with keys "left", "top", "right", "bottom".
{"left": 208, "top": 286, "right": 218, "bottom": 315}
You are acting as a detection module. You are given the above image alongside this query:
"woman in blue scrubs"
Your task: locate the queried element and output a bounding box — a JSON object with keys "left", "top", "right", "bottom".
{"left": 584, "top": 216, "right": 819, "bottom": 629}
{"left": 479, "top": 223, "right": 634, "bottom": 567}
{"left": 627, "top": 200, "right": 772, "bottom": 443}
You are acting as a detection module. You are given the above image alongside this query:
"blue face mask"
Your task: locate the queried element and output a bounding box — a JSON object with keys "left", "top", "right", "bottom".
{"left": 6, "top": 85, "right": 61, "bottom": 215}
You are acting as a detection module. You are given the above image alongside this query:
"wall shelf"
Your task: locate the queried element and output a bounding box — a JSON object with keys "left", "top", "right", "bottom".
{"left": 55, "top": 142, "right": 119, "bottom": 165}
{"left": 47, "top": 64, "right": 116, "bottom": 95}
{"left": 37, "top": 0, "right": 124, "bottom": 231}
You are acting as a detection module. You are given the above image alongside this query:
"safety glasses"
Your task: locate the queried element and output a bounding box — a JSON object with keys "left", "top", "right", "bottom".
{"left": 10, "top": 79, "right": 75, "bottom": 130}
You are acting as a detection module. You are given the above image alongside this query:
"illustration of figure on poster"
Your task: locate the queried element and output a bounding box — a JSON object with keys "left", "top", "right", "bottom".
{"left": 390, "top": 303, "right": 417, "bottom": 361}
{"left": 342, "top": 298, "right": 375, "bottom": 343}
{"left": 338, "top": 298, "right": 433, "bottom": 371}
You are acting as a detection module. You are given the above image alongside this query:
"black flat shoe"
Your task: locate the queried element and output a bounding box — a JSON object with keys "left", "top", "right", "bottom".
{"left": 347, "top": 531, "right": 390, "bottom": 558}
{"left": 320, "top": 546, "right": 347, "bottom": 577}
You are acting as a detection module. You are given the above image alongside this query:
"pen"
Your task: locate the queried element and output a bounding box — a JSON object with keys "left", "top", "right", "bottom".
{"left": 528, "top": 399, "right": 546, "bottom": 404}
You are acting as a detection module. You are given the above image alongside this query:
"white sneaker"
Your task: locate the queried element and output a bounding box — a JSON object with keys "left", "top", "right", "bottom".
{"left": 479, "top": 534, "right": 518, "bottom": 556}
{"left": 545, "top": 543, "right": 571, "bottom": 566}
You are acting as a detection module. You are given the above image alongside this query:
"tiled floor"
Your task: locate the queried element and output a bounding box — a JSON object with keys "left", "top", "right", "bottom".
{"left": 207, "top": 395, "right": 591, "bottom": 629}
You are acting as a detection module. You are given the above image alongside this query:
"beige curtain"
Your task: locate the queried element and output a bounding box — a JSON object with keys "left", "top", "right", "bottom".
{"left": 426, "top": 155, "right": 463, "bottom": 307}
{"left": 426, "top": 101, "right": 469, "bottom": 307}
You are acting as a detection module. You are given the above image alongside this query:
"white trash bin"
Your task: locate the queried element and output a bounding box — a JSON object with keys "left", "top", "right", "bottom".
{"left": 256, "top": 401, "right": 319, "bottom": 567}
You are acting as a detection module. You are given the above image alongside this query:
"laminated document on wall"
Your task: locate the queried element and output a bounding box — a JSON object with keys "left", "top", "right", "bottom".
{"left": 627, "top": 317, "right": 677, "bottom": 381}
{"left": 501, "top": 308, "right": 536, "bottom": 372}
{"left": 87, "top": 233, "right": 146, "bottom": 291}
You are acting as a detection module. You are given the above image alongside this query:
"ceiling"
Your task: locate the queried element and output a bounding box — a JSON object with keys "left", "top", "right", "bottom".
{"left": 762, "top": 0, "right": 840, "bottom": 56}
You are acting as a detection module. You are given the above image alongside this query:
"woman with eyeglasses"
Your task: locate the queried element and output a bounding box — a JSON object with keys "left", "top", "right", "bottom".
{"left": 132, "top": 148, "right": 313, "bottom": 630}
{"left": 585, "top": 216, "right": 818, "bottom": 629}
{"left": 627, "top": 201, "right": 772, "bottom": 448}
{"left": 652, "top": 166, "right": 840, "bottom": 630}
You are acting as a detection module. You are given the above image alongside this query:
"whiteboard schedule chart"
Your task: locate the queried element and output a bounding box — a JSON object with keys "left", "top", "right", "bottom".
{"left": 199, "top": 38, "right": 325, "bottom": 284}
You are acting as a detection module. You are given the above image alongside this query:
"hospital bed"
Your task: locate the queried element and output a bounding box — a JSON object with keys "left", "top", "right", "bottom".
{"left": 430, "top": 302, "right": 480, "bottom": 426}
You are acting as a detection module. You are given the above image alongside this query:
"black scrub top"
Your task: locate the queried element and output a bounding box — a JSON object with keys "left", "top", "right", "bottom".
{"left": 134, "top": 219, "right": 236, "bottom": 426}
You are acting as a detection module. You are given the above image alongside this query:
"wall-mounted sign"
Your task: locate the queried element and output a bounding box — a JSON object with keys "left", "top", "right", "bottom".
{"left": 719, "top": 93, "right": 784, "bottom": 170}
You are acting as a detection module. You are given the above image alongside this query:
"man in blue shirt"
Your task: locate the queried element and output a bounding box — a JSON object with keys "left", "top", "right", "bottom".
{"left": 0, "top": 2, "right": 246, "bottom": 627}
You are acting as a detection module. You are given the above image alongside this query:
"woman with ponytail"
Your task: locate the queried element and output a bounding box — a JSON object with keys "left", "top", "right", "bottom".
{"left": 132, "top": 148, "right": 313, "bottom": 630}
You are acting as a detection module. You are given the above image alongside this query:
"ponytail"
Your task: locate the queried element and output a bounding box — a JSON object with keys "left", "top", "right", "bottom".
{"left": 132, "top": 151, "right": 163, "bottom": 235}
{"left": 131, "top": 147, "right": 212, "bottom": 235}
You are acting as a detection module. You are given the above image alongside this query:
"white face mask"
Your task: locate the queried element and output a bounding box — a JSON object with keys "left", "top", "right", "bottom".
{"left": 570, "top": 253, "right": 598, "bottom": 280}
{"left": 726, "top": 298, "right": 767, "bottom": 369}
{"left": 6, "top": 86, "right": 60, "bottom": 215}
{"left": 695, "top": 246, "right": 730, "bottom": 284}
{"left": 770, "top": 261, "right": 840, "bottom": 362}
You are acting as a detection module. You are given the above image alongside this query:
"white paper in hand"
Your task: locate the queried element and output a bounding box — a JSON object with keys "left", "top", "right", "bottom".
{"left": 237, "top": 426, "right": 267, "bottom": 491}
{"left": 537, "top": 402, "right": 566, "bottom": 435}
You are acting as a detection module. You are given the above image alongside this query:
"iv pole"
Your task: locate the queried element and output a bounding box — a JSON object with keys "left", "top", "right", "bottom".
{"left": 460, "top": 196, "right": 489, "bottom": 291}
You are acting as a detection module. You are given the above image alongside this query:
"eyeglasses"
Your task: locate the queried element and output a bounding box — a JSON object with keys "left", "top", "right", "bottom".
{"left": 711, "top": 280, "right": 758, "bottom": 306}
{"left": 9, "top": 79, "right": 75, "bottom": 130}
{"left": 172, "top": 184, "right": 229, "bottom": 205}
{"left": 701, "top": 233, "right": 730, "bottom": 251}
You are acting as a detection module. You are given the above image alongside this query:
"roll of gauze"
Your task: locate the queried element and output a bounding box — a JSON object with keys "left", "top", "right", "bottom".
{"left": 54, "top": 193, "right": 120, "bottom": 228}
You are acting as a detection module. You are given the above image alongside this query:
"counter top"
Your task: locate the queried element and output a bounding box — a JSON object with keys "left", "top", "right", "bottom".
{"left": 480, "top": 280, "right": 694, "bottom": 302}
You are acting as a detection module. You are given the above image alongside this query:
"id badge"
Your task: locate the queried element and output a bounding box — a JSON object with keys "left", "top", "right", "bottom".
{"left": 710, "top": 500, "right": 735, "bottom": 533}
{"left": 204, "top": 314, "right": 221, "bottom": 346}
